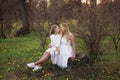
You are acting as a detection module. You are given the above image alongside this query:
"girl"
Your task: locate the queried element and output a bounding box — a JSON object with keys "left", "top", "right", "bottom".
{"left": 27, "top": 25, "right": 60, "bottom": 71}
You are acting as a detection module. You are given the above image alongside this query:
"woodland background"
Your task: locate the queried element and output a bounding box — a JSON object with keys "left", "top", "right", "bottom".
{"left": 0, "top": 0, "right": 120, "bottom": 80}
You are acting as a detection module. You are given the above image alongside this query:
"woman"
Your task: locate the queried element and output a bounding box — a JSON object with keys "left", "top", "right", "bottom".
{"left": 56, "top": 23, "right": 76, "bottom": 68}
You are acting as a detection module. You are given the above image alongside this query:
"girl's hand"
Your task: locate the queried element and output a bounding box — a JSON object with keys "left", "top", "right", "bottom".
{"left": 48, "top": 44, "right": 52, "bottom": 48}
{"left": 56, "top": 48, "right": 60, "bottom": 54}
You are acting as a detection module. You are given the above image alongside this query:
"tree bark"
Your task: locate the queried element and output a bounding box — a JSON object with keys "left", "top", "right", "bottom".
{"left": 89, "top": 0, "right": 98, "bottom": 63}
{"left": 0, "top": 7, "right": 6, "bottom": 39}
{"left": 16, "top": 0, "right": 30, "bottom": 36}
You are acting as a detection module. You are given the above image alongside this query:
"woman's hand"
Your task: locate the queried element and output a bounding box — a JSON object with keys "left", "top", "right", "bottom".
{"left": 71, "top": 54, "right": 76, "bottom": 61}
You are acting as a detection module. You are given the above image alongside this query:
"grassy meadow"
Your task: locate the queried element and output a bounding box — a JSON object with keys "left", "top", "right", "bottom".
{"left": 0, "top": 33, "right": 120, "bottom": 80}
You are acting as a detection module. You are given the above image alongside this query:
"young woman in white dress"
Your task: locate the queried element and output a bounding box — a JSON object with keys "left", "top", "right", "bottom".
{"left": 56, "top": 23, "right": 76, "bottom": 68}
{"left": 27, "top": 25, "right": 60, "bottom": 71}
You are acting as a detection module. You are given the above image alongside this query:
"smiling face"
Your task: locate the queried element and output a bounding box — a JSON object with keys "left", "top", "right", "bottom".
{"left": 59, "top": 23, "right": 70, "bottom": 38}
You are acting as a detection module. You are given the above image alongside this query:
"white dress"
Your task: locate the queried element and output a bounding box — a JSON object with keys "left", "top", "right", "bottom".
{"left": 57, "top": 38, "right": 73, "bottom": 68}
{"left": 45, "top": 34, "right": 60, "bottom": 64}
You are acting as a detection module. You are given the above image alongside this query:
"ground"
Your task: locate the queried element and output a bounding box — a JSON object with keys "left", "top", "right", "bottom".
{"left": 0, "top": 33, "right": 120, "bottom": 80}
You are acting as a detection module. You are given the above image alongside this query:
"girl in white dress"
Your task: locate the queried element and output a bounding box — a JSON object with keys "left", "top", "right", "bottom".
{"left": 46, "top": 29, "right": 60, "bottom": 64}
{"left": 57, "top": 23, "right": 76, "bottom": 68}
{"left": 27, "top": 25, "right": 60, "bottom": 71}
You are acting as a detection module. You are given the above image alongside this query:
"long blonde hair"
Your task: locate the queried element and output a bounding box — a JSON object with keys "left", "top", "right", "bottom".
{"left": 60, "top": 23, "right": 70, "bottom": 40}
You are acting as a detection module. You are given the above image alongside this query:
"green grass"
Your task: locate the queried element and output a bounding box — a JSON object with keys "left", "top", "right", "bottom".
{"left": 0, "top": 35, "right": 44, "bottom": 80}
{"left": 0, "top": 34, "right": 120, "bottom": 80}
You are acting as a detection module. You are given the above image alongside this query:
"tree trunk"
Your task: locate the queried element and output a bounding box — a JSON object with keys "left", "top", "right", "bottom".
{"left": 118, "top": 1, "right": 120, "bottom": 38}
{"left": 89, "top": 0, "right": 98, "bottom": 63}
{"left": 16, "top": 0, "right": 30, "bottom": 36}
{"left": 0, "top": 7, "right": 6, "bottom": 39}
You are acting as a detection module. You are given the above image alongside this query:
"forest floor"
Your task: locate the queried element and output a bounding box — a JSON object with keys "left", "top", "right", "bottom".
{"left": 0, "top": 34, "right": 120, "bottom": 80}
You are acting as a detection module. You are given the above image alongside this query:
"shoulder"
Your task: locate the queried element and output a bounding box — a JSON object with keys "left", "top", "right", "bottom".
{"left": 68, "top": 32, "right": 75, "bottom": 41}
{"left": 69, "top": 32, "right": 74, "bottom": 38}
{"left": 50, "top": 34, "right": 55, "bottom": 38}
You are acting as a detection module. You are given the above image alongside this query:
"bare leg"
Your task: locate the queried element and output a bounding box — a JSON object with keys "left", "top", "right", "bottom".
{"left": 34, "top": 52, "right": 51, "bottom": 65}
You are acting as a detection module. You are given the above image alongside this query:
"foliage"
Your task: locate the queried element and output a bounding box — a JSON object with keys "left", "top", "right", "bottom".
{"left": 33, "top": 21, "right": 50, "bottom": 51}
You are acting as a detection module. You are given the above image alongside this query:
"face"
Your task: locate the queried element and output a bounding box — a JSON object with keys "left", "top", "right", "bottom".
{"left": 60, "top": 25, "right": 65, "bottom": 32}
{"left": 54, "top": 26, "right": 59, "bottom": 33}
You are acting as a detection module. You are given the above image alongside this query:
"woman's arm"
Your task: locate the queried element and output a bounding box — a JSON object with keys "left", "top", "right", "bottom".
{"left": 69, "top": 33, "right": 76, "bottom": 60}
